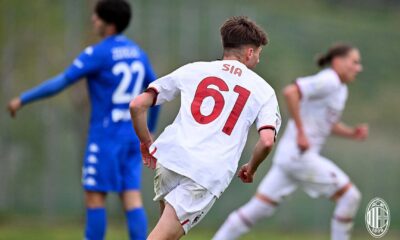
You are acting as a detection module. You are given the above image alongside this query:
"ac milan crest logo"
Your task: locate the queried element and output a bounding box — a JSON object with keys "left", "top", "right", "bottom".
{"left": 365, "top": 197, "right": 390, "bottom": 238}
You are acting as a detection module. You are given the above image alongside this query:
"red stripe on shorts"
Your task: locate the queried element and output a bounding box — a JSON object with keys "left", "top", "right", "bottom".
{"left": 181, "top": 219, "right": 190, "bottom": 226}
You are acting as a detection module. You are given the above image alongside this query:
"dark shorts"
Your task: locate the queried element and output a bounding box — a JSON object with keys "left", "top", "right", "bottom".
{"left": 82, "top": 135, "right": 142, "bottom": 193}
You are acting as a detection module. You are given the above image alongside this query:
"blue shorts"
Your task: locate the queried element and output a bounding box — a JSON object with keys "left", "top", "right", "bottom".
{"left": 82, "top": 135, "right": 142, "bottom": 193}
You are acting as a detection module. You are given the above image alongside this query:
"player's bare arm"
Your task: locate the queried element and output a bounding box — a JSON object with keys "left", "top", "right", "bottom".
{"left": 7, "top": 97, "right": 22, "bottom": 118}
{"left": 283, "top": 83, "right": 309, "bottom": 151}
{"left": 331, "top": 122, "right": 369, "bottom": 140}
{"left": 6, "top": 73, "right": 78, "bottom": 118}
{"left": 130, "top": 91, "right": 157, "bottom": 169}
{"left": 238, "top": 128, "right": 275, "bottom": 183}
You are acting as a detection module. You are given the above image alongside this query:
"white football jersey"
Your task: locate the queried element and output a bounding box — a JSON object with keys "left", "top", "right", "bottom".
{"left": 279, "top": 68, "right": 348, "bottom": 154}
{"left": 148, "top": 60, "right": 281, "bottom": 197}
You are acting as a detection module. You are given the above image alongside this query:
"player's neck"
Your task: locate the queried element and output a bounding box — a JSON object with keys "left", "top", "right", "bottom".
{"left": 101, "top": 28, "right": 118, "bottom": 39}
{"left": 331, "top": 67, "right": 347, "bottom": 83}
{"left": 223, "top": 55, "right": 244, "bottom": 64}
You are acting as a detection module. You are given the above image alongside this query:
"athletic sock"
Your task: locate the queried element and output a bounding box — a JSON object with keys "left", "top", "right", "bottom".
{"left": 212, "top": 211, "right": 250, "bottom": 240}
{"left": 331, "top": 186, "right": 361, "bottom": 240}
{"left": 331, "top": 218, "right": 353, "bottom": 240}
{"left": 213, "top": 197, "right": 277, "bottom": 240}
{"left": 125, "top": 207, "right": 147, "bottom": 240}
{"left": 85, "top": 207, "right": 106, "bottom": 240}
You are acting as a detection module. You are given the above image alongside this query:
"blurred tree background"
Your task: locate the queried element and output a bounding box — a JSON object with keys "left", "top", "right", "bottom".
{"left": 0, "top": 0, "right": 399, "bottom": 238}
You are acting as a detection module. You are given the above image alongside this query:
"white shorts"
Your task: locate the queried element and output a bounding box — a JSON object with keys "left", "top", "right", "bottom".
{"left": 258, "top": 150, "right": 350, "bottom": 202}
{"left": 153, "top": 163, "right": 217, "bottom": 234}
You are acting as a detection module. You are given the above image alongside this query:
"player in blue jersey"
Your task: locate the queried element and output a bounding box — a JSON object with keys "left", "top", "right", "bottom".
{"left": 7, "top": 1, "right": 158, "bottom": 239}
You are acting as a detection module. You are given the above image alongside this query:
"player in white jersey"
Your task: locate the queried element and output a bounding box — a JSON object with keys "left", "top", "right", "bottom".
{"left": 130, "top": 16, "right": 281, "bottom": 239}
{"left": 213, "top": 43, "right": 368, "bottom": 240}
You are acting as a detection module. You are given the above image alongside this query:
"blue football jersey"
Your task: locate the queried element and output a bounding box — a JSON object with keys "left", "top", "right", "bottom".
{"left": 64, "top": 34, "right": 157, "bottom": 140}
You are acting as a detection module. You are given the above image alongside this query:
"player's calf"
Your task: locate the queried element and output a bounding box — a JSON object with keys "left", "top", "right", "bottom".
{"left": 213, "top": 194, "right": 278, "bottom": 240}
{"left": 331, "top": 184, "right": 362, "bottom": 240}
{"left": 85, "top": 208, "right": 107, "bottom": 240}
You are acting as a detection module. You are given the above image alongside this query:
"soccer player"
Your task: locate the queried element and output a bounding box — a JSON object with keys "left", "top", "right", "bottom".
{"left": 130, "top": 16, "right": 281, "bottom": 240}
{"left": 7, "top": 0, "right": 159, "bottom": 239}
{"left": 213, "top": 43, "right": 368, "bottom": 240}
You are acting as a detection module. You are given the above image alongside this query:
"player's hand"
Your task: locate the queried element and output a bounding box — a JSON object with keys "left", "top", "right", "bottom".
{"left": 140, "top": 142, "right": 157, "bottom": 169}
{"left": 353, "top": 123, "right": 368, "bottom": 141}
{"left": 7, "top": 97, "right": 22, "bottom": 118}
{"left": 297, "top": 132, "right": 310, "bottom": 152}
{"left": 238, "top": 163, "right": 255, "bottom": 183}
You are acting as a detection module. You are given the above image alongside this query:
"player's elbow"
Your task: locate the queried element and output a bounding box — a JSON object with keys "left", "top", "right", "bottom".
{"left": 283, "top": 84, "right": 299, "bottom": 99}
{"left": 129, "top": 96, "right": 145, "bottom": 115}
{"left": 261, "top": 137, "right": 275, "bottom": 150}
{"left": 259, "top": 128, "right": 276, "bottom": 150}
{"left": 259, "top": 128, "right": 276, "bottom": 148}
{"left": 129, "top": 98, "right": 137, "bottom": 112}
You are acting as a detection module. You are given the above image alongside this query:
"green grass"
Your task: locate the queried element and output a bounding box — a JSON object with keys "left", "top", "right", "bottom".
{"left": 0, "top": 222, "right": 399, "bottom": 240}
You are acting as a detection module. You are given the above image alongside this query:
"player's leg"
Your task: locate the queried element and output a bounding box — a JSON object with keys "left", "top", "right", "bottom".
{"left": 330, "top": 183, "right": 361, "bottom": 240}
{"left": 295, "top": 152, "right": 361, "bottom": 240}
{"left": 151, "top": 165, "right": 217, "bottom": 239}
{"left": 82, "top": 139, "right": 112, "bottom": 240}
{"left": 212, "top": 195, "right": 278, "bottom": 240}
{"left": 147, "top": 202, "right": 185, "bottom": 240}
{"left": 121, "top": 144, "right": 148, "bottom": 240}
{"left": 85, "top": 190, "right": 107, "bottom": 240}
{"left": 159, "top": 200, "right": 166, "bottom": 216}
{"left": 150, "top": 164, "right": 183, "bottom": 239}
{"left": 121, "top": 190, "right": 147, "bottom": 240}
{"left": 213, "top": 165, "right": 298, "bottom": 240}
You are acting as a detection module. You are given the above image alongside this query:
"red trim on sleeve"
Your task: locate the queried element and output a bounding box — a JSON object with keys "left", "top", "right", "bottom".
{"left": 257, "top": 125, "right": 276, "bottom": 133}
{"left": 294, "top": 80, "right": 302, "bottom": 99}
{"left": 258, "top": 125, "right": 277, "bottom": 142}
{"left": 145, "top": 87, "right": 159, "bottom": 106}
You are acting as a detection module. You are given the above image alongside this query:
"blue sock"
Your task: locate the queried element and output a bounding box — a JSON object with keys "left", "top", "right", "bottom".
{"left": 85, "top": 207, "right": 106, "bottom": 240}
{"left": 125, "top": 207, "right": 147, "bottom": 240}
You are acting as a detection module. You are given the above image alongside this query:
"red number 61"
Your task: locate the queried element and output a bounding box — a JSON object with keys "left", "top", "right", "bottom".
{"left": 190, "top": 76, "right": 250, "bottom": 135}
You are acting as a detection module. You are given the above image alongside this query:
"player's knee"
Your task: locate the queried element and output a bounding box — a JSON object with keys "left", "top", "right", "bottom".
{"left": 345, "top": 186, "right": 361, "bottom": 205}
{"left": 335, "top": 185, "right": 361, "bottom": 219}
{"left": 85, "top": 191, "right": 106, "bottom": 208}
{"left": 255, "top": 198, "right": 277, "bottom": 219}
{"left": 353, "top": 186, "right": 361, "bottom": 200}
{"left": 121, "top": 190, "right": 143, "bottom": 210}
{"left": 239, "top": 196, "right": 276, "bottom": 225}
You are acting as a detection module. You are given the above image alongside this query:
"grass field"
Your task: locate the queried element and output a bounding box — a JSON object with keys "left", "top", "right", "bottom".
{"left": 0, "top": 222, "right": 398, "bottom": 240}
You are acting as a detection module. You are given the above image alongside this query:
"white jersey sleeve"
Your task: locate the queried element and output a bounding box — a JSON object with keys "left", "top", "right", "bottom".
{"left": 256, "top": 93, "right": 281, "bottom": 135}
{"left": 148, "top": 66, "right": 185, "bottom": 105}
{"left": 295, "top": 69, "right": 341, "bottom": 100}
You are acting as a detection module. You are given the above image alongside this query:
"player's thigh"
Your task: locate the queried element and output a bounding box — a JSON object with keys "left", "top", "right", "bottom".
{"left": 120, "top": 190, "right": 143, "bottom": 210}
{"left": 83, "top": 138, "right": 142, "bottom": 192}
{"left": 85, "top": 190, "right": 107, "bottom": 208}
{"left": 295, "top": 152, "right": 350, "bottom": 198}
{"left": 82, "top": 139, "right": 121, "bottom": 192}
{"left": 257, "top": 164, "right": 298, "bottom": 203}
{"left": 164, "top": 177, "right": 217, "bottom": 234}
{"left": 148, "top": 203, "right": 185, "bottom": 240}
